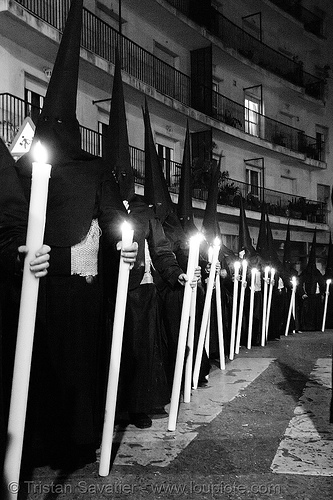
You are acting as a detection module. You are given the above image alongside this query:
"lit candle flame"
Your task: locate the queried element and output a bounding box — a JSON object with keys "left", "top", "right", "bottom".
{"left": 33, "top": 141, "right": 48, "bottom": 164}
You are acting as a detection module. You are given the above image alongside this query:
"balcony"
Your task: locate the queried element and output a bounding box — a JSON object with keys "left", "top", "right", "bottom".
{"left": 211, "top": 88, "right": 324, "bottom": 161}
{"left": 166, "top": 0, "right": 325, "bottom": 100}
{"left": 268, "top": 0, "right": 324, "bottom": 37}
{"left": 13, "top": 0, "right": 191, "bottom": 106}
{"left": 130, "top": 146, "right": 327, "bottom": 225}
{"left": 0, "top": 93, "right": 325, "bottom": 226}
{"left": 6, "top": 0, "right": 324, "bottom": 153}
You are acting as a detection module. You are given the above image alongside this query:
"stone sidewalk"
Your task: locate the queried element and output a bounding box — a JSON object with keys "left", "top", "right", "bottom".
{"left": 9, "top": 330, "right": 333, "bottom": 499}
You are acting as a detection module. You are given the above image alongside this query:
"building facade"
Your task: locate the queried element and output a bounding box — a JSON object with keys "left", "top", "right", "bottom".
{"left": 0, "top": 0, "right": 332, "bottom": 271}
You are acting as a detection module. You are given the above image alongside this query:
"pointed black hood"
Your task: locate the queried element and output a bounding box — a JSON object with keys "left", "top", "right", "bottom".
{"left": 256, "top": 202, "right": 267, "bottom": 259}
{"left": 104, "top": 48, "right": 134, "bottom": 201}
{"left": 325, "top": 233, "right": 333, "bottom": 279}
{"left": 32, "top": 0, "right": 90, "bottom": 164}
{"left": 201, "top": 157, "right": 221, "bottom": 245}
{"left": 283, "top": 220, "right": 292, "bottom": 273}
{"left": 238, "top": 194, "right": 256, "bottom": 258}
{"left": 143, "top": 99, "right": 175, "bottom": 224}
{"left": 15, "top": 0, "right": 112, "bottom": 247}
{"left": 177, "top": 121, "right": 198, "bottom": 237}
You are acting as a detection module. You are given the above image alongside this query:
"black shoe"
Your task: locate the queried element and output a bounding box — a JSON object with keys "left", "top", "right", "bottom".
{"left": 198, "top": 376, "right": 208, "bottom": 387}
{"left": 129, "top": 413, "right": 152, "bottom": 429}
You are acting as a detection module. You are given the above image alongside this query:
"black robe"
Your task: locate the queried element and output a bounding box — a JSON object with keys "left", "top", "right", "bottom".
{"left": 107, "top": 196, "right": 184, "bottom": 414}
{"left": 0, "top": 154, "right": 126, "bottom": 467}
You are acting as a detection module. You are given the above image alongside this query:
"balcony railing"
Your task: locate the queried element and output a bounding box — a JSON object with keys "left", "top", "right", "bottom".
{"left": 166, "top": 0, "right": 325, "bottom": 100}
{"left": 15, "top": 0, "right": 192, "bottom": 107}
{"left": 0, "top": 92, "right": 326, "bottom": 225}
{"left": 211, "top": 88, "right": 324, "bottom": 160}
{"left": 130, "top": 146, "right": 326, "bottom": 224}
{"left": 268, "top": 0, "right": 324, "bottom": 37}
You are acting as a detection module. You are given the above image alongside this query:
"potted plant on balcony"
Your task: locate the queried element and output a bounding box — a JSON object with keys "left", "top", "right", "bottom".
{"left": 217, "top": 170, "right": 238, "bottom": 206}
{"left": 191, "top": 142, "right": 218, "bottom": 198}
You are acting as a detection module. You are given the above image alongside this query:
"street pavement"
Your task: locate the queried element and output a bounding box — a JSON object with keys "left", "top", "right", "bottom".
{"left": 13, "top": 329, "right": 333, "bottom": 499}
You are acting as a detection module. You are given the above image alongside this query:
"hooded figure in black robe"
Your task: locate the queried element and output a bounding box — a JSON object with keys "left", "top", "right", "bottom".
{"left": 103, "top": 52, "right": 187, "bottom": 428}
{"left": 299, "top": 229, "right": 325, "bottom": 331}
{"left": 281, "top": 220, "right": 300, "bottom": 333}
{"left": 258, "top": 207, "right": 286, "bottom": 341}
{"left": 236, "top": 193, "right": 262, "bottom": 348}
{"left": 324, "top": 234, "right": 333, "bottom": 329}
{"left": 142, "top": 103, "right": 210, "bottom": 389}
{"left": 199, "top": 156, "right": 231, "bottom": 363}
{"left": 0, "top": 0, "right": 135, "bottom": 471}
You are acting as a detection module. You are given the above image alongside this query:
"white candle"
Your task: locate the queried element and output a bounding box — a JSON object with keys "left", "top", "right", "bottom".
{"left": 215, "top": 272, "right": 225, "bottom": 369}
{"left": 261, "top": 266, "right": 270, "bottom": 346}
{"left": 168, "top": 233, "right": 202, "bottom": 431}
{"left": 285, "top": 277, "right": 297, "bottom": 336}
{"left": 321, "top": 278, "right": 331, "bottom": 332}
{"left": 183, "top": 286, "right": 198, "bottom": 403}
{"left": 265, "top": 268, "right": 275, "bottom": 340}
{"left": 99, "top": 221, "right": 134, "bottom": 476}
{"left": 4, "top": 142, "right": 51, "bottom": 497}
{"left": 229, "top": 261, "right": 241, "bottom": 360}
{"left": 235, "top": 259, "right": 248, "bottom": 354}
{"left": 193, "top": 238, "right": 220, "bottom": 390}
{"left": 247, "top": 267, "right": 257, "bottom": 349}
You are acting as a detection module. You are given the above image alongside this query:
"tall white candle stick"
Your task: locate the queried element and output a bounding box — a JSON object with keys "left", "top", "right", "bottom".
{"left": 183, "top": 286, "right": 198, "bottom": 403}
{"left": 285, "top": 277, "right": 297, "bottom": 336}
{"left": 235, "top": 259, "right": 248, "bottom": 354}
{"left": 215, "top": 273, "right": 225, "bottom": 370}
{"left": 168, "top": 233, "right": 202, "bottom": 431}
{"left": 193, "top": 238, "right": 220, "bottom": 390}
{"left": 265, "top": 268, "right": 275, "bottom": 340}
{"left": 99, "top": 221, "right": 134, "bottom": 477}
{"left": 229, "top": 261, "right": 241, "bottom": 360}
{"left": 4, "top": 142, "right": 51, "bottom": 498}
{"left": 321, "top": 279, "right": 331, "bottom": 332}
{"left": 205, "top": 248, "right": 213, "bottom": 360}
{"left": 247, "top": 268, "right": 257, "bottom": 349}
{"left": 261, "top": 266, "right": 270, "bottom": 346}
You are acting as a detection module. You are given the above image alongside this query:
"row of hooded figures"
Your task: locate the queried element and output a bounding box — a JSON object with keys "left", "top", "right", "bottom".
{"left": 0, "top": 0, "right": 332, "bottom": 491}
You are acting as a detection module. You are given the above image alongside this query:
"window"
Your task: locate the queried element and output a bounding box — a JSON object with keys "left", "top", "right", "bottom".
{"left": 317, "top": 184, "right": 330, "bottom": 204}
{"left": 244, "top": 98, "right": 260, "bottom": 136}
{"left": 246, "top": 169, "right": 260, "bottom": 196}
{"left": 24, "top": 89, "right": 43, "bottom": 125}
{"left": 244, "top": 157, "right": 264, "bottom": 198}
{"left": 315, "top": 125, "right": 328, "bottom": 161}
{"left": 98, "top": 121, "right": 108, "bottom": 158}
{"left": 244, "top": 86, "right": 262, "bottom": 137}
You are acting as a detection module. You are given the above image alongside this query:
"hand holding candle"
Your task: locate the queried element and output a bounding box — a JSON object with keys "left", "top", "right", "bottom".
{"left": 247, "top": 267, "right": 257, "bottom": 349}
{"left": 235, "top": 259, "right": 248, "bottom": 354}
{"left": 265, "top": 267, "right": 275, "bottom": 340}
{"left": 99, "top": 221, "right": 134, "bottom": 477}
{"left": 321, "top": 278, "right": 331, "bottom": 332}
{"left": 229, "top": 260, "right": 241, "bottom": 360}
{"left": 168, "top": 233, "right": 202, "bottom": 431}
{"left": 261, "top": 266, "right": 270, "bottom": 346}
{"left": 193, "top": 237, "right": 220, "bottom": 389}
{"left": 285, "top": 276, "right": 297, "bottom": 336}
{"left": 4, "top": 141, "right": 51, "bottom": 498}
